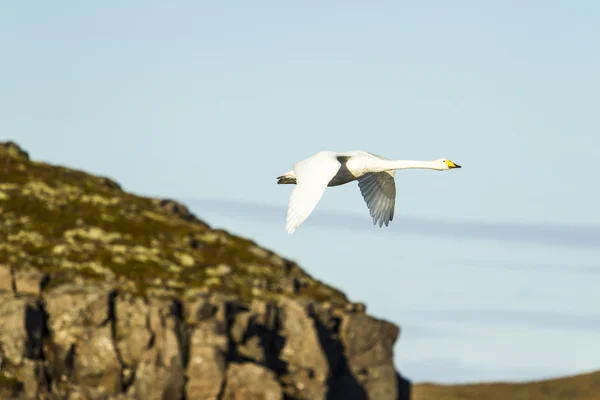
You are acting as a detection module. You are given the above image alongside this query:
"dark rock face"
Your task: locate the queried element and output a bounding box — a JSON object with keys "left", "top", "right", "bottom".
{"left": 0, "top": 282, "right": 409, "bottom": 400}
{"left": 0, "top": 142, "right": 411, "bottom": 399}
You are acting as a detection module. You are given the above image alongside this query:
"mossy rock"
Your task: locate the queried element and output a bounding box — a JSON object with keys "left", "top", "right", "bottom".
{"left": 0, "top": 141, "right": 348, "bottom": 306}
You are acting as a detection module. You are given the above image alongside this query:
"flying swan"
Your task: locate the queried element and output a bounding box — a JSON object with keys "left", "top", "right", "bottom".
{"left": 277, "top": 150, "right": 461, "bottom": 234}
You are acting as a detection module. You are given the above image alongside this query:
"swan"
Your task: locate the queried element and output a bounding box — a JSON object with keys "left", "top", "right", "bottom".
{"left": 277, "top": 150, "right": 462, "bottom": 234}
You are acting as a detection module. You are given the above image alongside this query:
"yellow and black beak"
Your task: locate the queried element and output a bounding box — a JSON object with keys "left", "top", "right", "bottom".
{"left": 445, "top": 160, "right": 461, "bottom": 169}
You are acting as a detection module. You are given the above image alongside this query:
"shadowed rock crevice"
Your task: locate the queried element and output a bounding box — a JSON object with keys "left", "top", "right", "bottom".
{"left": 8, "top": 266, "right": 17, "bottom": 294}
{"left": 396, "top": 373, "right": 412, "bottom": 400}
{"left": 107, "top": 289, "right": 129, "bottom": 393}
{"left": 23, "top": 300, "right": 46, "bottom": 362}
{"left": 0, "top": 141, "right": 408, "bottom": 399}
{"left": 308, "top": 308, "right": 367, "bottom": 400}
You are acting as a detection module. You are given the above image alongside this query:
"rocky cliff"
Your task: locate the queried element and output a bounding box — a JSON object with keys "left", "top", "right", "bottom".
{"left": 0, "top": 141, "right": 410, "bottom": 400}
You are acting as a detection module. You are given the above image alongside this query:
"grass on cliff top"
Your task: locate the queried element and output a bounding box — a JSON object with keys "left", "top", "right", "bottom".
{"left": 0, "top": 141, "right": 348, "bottom": 305}
{"left": 412, "top": 370, "right": 600, "bottom": 400}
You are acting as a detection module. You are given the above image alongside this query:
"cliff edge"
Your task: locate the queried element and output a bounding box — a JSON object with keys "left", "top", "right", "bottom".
{"left": 0, "top": 141, "right": 409, "bottom": 400}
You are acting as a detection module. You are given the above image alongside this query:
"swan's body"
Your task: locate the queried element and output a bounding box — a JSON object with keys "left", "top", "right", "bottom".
{"left": 277, "top": 150, "right": 461, "bottom": 234}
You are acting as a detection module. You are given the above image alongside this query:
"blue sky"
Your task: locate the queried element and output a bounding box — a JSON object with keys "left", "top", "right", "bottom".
{"left": 2, "top": 1, "right": 600, "bottom": 383}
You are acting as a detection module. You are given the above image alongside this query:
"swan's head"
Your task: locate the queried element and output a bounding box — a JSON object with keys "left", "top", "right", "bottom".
{"left": 436, "top": 158, "right": 461, "bottom": 170}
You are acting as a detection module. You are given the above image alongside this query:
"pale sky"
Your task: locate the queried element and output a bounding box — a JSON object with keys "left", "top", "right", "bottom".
{"left": 2, "top": 1, "right": 599, "bottom": 384}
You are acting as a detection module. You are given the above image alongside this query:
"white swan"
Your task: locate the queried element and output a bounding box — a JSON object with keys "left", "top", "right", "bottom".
{"left": 277, "top": 150, "right": 461, "bottom": 234}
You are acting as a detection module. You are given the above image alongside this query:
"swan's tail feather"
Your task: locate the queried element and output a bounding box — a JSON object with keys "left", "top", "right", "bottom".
{"left": 277, "top": 173, "right": 296, "bottom": 184}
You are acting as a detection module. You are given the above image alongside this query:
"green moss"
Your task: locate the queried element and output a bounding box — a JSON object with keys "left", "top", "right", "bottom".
{"left": 0, "top": 143, "right": 349, "bottom": 306}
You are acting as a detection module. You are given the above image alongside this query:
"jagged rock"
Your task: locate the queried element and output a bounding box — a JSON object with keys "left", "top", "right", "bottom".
{"left": 230, "top": 299, "right": 279, "bottom": 366}
{"left": 0, "top": 141, "right": 409, "bottom": 400}
{"left": 231, "top": 311, "right": 265, "bottom": 363}
{"left": 0, "top": 295, "right": 48, "bottom": 400}
{"left": 278, "top": 299, "right": 329, "bottom": 400}
{"left": 338, "top": 314, "right": 400, "bottom": 400}
{"left": 186, "top": 346, "right": 226, "bottom": 400}
{"left": 114, "top": 293, "right": 188, "bottom": 400}
{"left": 128, "top": 345, "right": 184, "bottom": 400}
{"left": 43, "top": 284, "right": 122, "bottom": 396}
{"left": 222, "top": 363, "right": 282, "bottom": 400}
{"left": 19, "top": 360, "right": 49, "bottom": 399}
{"left": 114, "top": 295, "right": 153, "bottom": 370}
{"left": 0, "top": 294, "right": 45, "bottom": 366}
{"left": 127, "top": 298, "right": 185, "bottom": 400}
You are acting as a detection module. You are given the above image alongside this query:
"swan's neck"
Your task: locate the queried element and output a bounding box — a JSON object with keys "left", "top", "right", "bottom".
{"left": 380, "top": 160, "right": 441, "bottom": 171}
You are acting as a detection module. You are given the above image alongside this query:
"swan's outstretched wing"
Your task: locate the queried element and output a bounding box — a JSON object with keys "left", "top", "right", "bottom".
{"left": 357, "top": 171, "right": 396, "bottom": 227}
{"left": 286, "top": 152, "right": 341, "bottom": 234}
